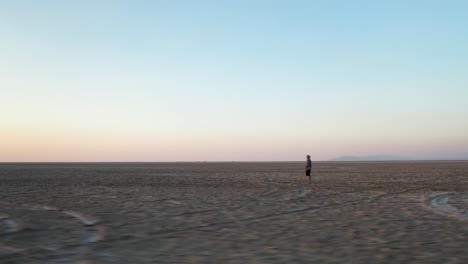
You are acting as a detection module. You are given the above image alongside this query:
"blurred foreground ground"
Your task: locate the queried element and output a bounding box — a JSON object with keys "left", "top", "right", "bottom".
{"left": 1, "top": 161, "right": 467, "bottom": 263}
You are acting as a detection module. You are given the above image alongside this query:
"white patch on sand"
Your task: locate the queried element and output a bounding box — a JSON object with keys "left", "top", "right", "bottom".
{"left": 427, "top": 193, "right": 468, "bottom": 220}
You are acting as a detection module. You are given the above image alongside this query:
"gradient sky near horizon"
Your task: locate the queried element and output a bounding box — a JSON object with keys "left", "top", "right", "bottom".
{"left": 1, "top": 0, "right": 467, "bottom": 161}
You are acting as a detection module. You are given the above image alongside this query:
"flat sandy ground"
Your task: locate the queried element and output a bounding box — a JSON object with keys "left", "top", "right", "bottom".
{"left": 1, "top": 161, "right": 467, "bottom": 263}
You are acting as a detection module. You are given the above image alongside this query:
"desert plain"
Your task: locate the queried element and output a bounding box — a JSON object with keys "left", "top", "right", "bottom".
{"left": 1, "top": 161, "right": 467, "bottom": 263}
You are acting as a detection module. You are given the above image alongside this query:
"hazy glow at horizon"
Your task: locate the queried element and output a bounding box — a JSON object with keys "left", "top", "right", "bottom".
{"left": 1, "top": 0, "right": 468, "bottom": 161}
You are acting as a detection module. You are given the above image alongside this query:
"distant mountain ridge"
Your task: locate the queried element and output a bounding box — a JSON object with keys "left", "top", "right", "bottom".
{"left": 331, "top": 155, "right": 413, "bottom": 161}
{"left": 331, "top": 155, "right": 468, "bottom": 161}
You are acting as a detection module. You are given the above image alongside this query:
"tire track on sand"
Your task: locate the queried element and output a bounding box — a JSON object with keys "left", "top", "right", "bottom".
{"left": 0, "top": 203, "right": 106, "bottom": 262}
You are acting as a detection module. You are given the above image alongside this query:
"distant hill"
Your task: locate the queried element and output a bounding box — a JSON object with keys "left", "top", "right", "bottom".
{"left": 331, "top": 155, "right": 413, "bottom": 161}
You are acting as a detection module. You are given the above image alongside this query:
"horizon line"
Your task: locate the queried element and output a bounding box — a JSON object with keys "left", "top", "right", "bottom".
{"left": 1, "top": 159, "right": 468, "bottom": 163}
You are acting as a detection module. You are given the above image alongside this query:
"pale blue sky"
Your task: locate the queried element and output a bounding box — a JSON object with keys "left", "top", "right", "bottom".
{"left": 1, "top": 0, "right": 467, "bottom": 161}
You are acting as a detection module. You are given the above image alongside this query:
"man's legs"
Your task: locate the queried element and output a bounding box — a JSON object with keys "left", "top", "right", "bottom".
{"left": 308, "top": 176, "right": 311, "bottom": 185}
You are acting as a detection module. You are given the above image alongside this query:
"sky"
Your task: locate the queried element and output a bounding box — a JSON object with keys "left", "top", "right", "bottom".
{"left": 1, "top": 0, "right": 467, "bottom": 161}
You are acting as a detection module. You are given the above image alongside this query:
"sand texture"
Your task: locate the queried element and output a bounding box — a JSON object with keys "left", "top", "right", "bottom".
{"left": 1, "top": 161, "right": 467, "bottom": 263}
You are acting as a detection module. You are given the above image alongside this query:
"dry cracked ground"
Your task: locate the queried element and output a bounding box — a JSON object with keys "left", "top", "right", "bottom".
{"left": 1, "top": 161, "right": 467, "bottom": 263}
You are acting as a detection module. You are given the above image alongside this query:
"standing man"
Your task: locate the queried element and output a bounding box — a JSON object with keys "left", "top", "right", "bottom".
{"left": 305, "top": 155, "right": 312, "bottom": 185}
